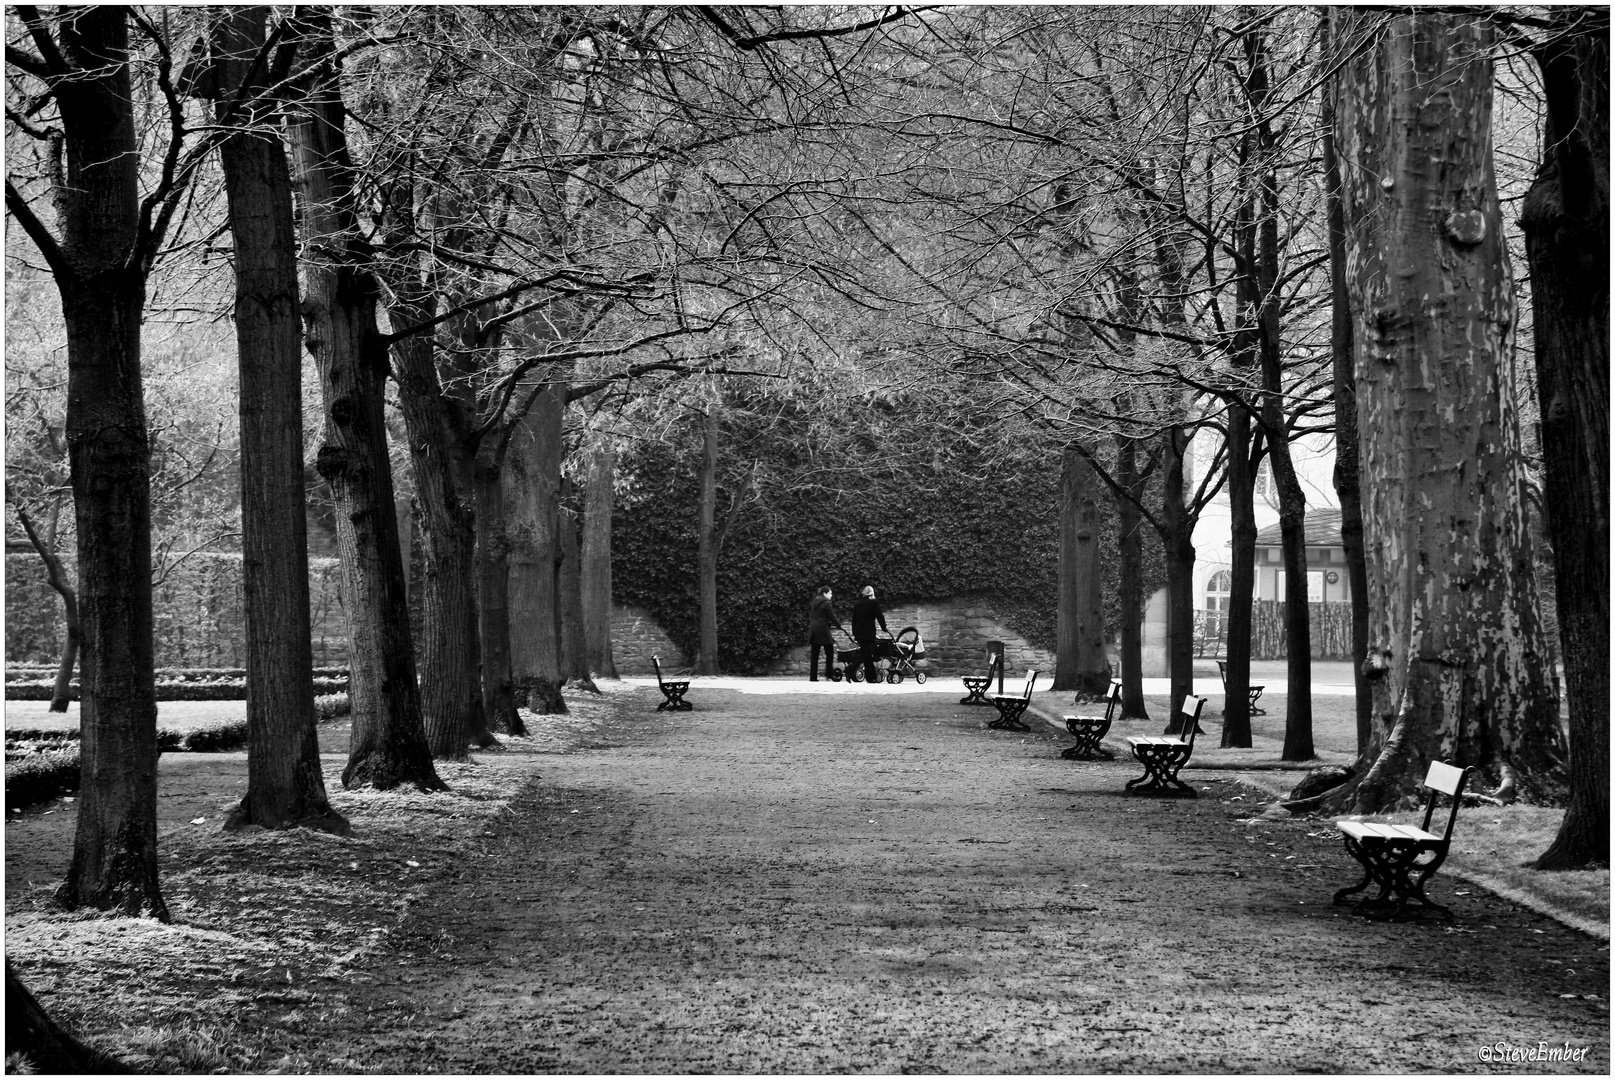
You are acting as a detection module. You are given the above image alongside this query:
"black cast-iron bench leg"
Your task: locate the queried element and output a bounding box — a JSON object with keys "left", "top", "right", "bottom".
{"left": 1124, "top": 747, "right": 1196, "bottom": 796}
{"left": 989, "top": 700, "right": 1031, "bottom": 731}
{"left": 1333, "top": 837, "right": 1451, "bottom": 917}
{"left": 960, "top": 676, "right": 993, "bottom": 706}
{"left": 1061, "top": 720, "right": 1114, "bottom": 760}
{"left": 658, "top": 684, "right": 692, "bottom": 711}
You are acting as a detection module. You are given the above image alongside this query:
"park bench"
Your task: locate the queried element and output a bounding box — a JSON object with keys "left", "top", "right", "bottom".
{"left": 1333, "top": 760, "right": 1475, "bottom": 918}
{"left": 959, "top": 646, "right": 1005, "bottom": 706}
{"left": 1061, "top": 679, "right": 1122, "bottom": 760}
{"left": 1123, "top": 694, "right": 1208, "bottom": 796}
{"left": 650, "top": 655, "right": 692, "bottom": 712}
{"left": 1216, "top": 660, "right": 1265, "bottom": 715}
{"left": 987, "top": 669, "right": 1039, "bottom": 732}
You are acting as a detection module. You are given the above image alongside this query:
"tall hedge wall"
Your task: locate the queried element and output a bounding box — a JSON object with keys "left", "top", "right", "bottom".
{"left": 611, "top": 398, "right": 1164, "bottom": 673}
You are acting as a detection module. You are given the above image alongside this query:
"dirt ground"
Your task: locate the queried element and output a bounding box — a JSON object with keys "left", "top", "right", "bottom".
{"left": 5, "top": 681, "right": 1609, "bottom": 1074}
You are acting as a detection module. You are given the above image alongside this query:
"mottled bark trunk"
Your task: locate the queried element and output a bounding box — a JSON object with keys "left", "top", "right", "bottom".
{"left": 1114, "top": 438, "right": 1149, "bottom": 722}
{"left": 1520, "top": 13, "right": 1608, "bottom": 869}
{"left": 1331, "top": 11, "right": 1565, "bottom": 811}
{"left": 504, "top": 373, "right": 567, "bottom": 713}
{"left": 581, "top": 450, "right": 618, "bottom": 680}
{"left": 286, "top": 10, "right": 442, "bottom": 792}
{"left": 1056, "top": 447, "right": 1110, "bottom": 695}
{"left": 1321, "top": 10, "right": 1374, "bottom": 754}
{"left": 696, "top": 408, "right": 720, "bottom": 675}
{"left": 210, "top": 6, "right": 347, "bottom": 834}
{"left": 40, "top": 7, "right": 166, "bottom": 920}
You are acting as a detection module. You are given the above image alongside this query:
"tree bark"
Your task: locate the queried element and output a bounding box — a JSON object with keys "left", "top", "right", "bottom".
{"left": 285, "top": 9, "right": 443, "bottom": 792}
{"left": 380, "top": 276, "right": 490, "bottom": 756}
{"left": 1519, "top": 11, "right": 1609, "bottom": 869}
{"left": 581, "top": 449, "right": 618, "bottom": 680}
{"left": 19, "top": 6, "right": 169, "bottom": 920}
{"left": 1113, "top": 438, "right": 1150, "bottom": 722}
{"left": 1321, "top": 8, "right": 1374, "bottom": 755}
{"left": 1329, "top": 10, "right": 1565, "bottom": 811}
{"left": 505, "top": 371, "right": 568, "bottom": 713}
{"left": 474, "top": 438, "right": 524, "bottom": 734}
{"left": 1221, "top": 407, "right": 1257, "bottom": 748}
{"left": 695, "top": 407, "right": 722, "bottom": 675}
{"left": 1055, "top": 446, "right": 1110, "bottom": 695}
{"left": 15, "top": 507, "right": 80, "bottom": 714}
{"left": 557, "top": 478, "right": 596, "bottom": 691}
{"left": 210, "top": 5, "right": 347, "bottom": 834}
{"left": 1160, "top": 426, "right": 1196, "bottom": 731}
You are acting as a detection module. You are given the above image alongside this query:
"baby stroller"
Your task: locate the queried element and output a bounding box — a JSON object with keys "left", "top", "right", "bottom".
{"left": 885, "top": 626, "right": 928, "bottom": 684}
{"left": 834, "top": 627, "right": 928, "bottom": 684}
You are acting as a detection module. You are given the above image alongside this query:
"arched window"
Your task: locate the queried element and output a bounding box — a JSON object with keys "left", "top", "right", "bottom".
{"left": 1205, "top": 570, "right": 1232, "bottom": 612}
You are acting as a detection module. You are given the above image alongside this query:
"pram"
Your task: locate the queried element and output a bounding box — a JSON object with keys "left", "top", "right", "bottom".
{"left": 831, "top": 626, "right": 928, "bottom": 684}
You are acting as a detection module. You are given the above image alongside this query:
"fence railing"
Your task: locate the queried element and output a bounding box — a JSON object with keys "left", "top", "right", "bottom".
{"left": 1193, "top": 601, "right": 1353, "bottom": 660}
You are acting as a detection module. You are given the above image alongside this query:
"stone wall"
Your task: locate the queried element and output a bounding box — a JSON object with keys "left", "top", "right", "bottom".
{"left": 755, "top": 599, "right": 1055, "bottom": 679}
{"left": 610, "top": 605, "right": 690, "bottom": 674}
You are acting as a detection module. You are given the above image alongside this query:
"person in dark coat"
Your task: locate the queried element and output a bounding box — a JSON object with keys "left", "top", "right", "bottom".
{"left": 807, "top": 585, "right": 842, "bottom": 681}
{"left": 850, "top": 585, "right": 888, "bottom": 684}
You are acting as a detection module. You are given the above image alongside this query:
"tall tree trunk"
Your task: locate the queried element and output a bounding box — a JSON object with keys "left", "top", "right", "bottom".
{"left": 211, "top": 6, "right": 347, "bottom": 831}
{"left": 1329, "top": 10, "right": 1565, "bottom": 812}
{"left": 286, "top": 10, "right": 443, "bottom": 793}
{"left": 380, "top": 269, "right": 491, "bottom": 755}
{"left": 1160, "top": 425, "right": 1196, "bottom": 731}
{"left": 1321, "top": 8, "right": 1374, "bottom": 755}
{"left": 696, "top": 407, "right": 721, "bottom": 675}
{"left": 1056, "top": 446, "right": 1110, "bottom": 695}
{"left": 581, "top": 449, "right": 618, "bottom": 680}
{"left": 1222, "top": 407, "right": 1257, "bottom": 748}
{"left": 557, "top": 479, "right": 596, "bottom": 691}
{"left": 1520, "top": 11, "right": 1609, "bottom": 870}
{"left": 15, "top": 507, "right": 80, "bottom": 714}
{"left": 28, "top": 7, "right": 167, "bottom": 920}
{"left": 1222, "top": 144, "right": 1261, "bottom": 750}
{"left": 505, "top": 372, "right": 567, "bottom": 713}
{"left": 474, "top": 440, "right": 524, "bottom": 734}
{"left": 1113, "top": 436, "right": 1150, "bottom": 721}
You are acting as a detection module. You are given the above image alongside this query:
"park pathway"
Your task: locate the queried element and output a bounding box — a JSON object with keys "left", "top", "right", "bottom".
{"left": 334, "top": 684, "right": 1607, "bottom": 1074}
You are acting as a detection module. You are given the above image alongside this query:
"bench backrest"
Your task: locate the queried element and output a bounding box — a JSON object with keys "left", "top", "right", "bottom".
{"left": 651, "top": 655, "right": 668, "bottom": 686}
{"left": 1100, "top": 680, "right": 1123, "bottom": 720}
{"left": 1179, "top": 694, "right": 1208, "bottom": 749}
{"left": 1420, "top": 760, "right": 1474, "bottom": 841}
{"left": 1019, "top": 669, "right": 1039, "bottom": 701}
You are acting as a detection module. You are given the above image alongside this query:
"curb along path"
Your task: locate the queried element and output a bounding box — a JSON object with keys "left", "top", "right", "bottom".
{"left": 338, "top": 685, "right": 1607, "bottom": 1074}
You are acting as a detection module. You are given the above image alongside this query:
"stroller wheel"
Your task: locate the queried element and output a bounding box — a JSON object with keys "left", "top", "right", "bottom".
{"left": 887, "top": 671, "right": 901, "bottom": 684}
{"left": 849, "top": 666, "right": 865, "bottom": 683}
{"left": 916, "top": 671, "right": 928, "bottom": 685}
{"left": 828, "top": 669, "right": 842, "bottom": 682}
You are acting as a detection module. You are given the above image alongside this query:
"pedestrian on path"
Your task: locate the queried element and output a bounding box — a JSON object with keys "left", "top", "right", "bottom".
{"left": 807, "top": 585, "right": 842, "bottom": 682}
{"left": 851, "top": 585, "right": 888, "bottom": 684}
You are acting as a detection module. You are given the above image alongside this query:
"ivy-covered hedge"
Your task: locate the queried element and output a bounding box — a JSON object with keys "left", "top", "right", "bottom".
{"left": 611, "top": 395, "right": 1165, "bottom": 673}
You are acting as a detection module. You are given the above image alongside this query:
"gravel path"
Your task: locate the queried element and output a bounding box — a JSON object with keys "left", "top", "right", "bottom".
{"left": 317, "top": 682, "right": 1607, "bottom": 1074}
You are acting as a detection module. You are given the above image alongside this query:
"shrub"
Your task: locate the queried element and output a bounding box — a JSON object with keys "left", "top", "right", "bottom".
{"left": 5, "top": 743, "right": 80, "bottom": 812}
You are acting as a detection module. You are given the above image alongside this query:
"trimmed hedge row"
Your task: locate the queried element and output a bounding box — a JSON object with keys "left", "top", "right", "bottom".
{"left": 4, "top": 677, "right": 349, "bottom": 701}
{"left": 4, "top": 693, "right": 350, "bottom": 812}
